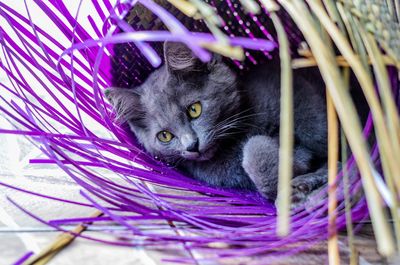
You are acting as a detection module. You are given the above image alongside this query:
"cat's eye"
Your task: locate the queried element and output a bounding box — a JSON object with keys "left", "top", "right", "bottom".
{"left": 157, "top": 130, "right": 174, "bottom": 143}
{"left": 188, "top": 102, "right": 202, "bottom": 119}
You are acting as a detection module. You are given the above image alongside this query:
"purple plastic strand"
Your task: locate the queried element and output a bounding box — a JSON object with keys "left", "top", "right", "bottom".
{"left": 0, "top": 181, "right": 95, "bottom": 208}
{"left": 0, "top": 35, "right": 83, "bottom": 131}
{"left": 32, "top": 1, "right": 111, "bottom": 81}
{"left": 0, "top": 2, "right": 109, "bottom": 88}
{"left": 110, "top": 15, "right": 161, "bottom": 67}
{"left": 52, "top": 0, "right": 112, "bottom": 81}
{"left": 91, "top": 0, "right": 107, "bottom": 23}
{"left": 12, "top": 251, "right": 34, "bottom": 265}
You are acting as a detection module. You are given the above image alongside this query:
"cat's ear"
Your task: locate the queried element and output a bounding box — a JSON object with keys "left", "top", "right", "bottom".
{"left": 104, "top": 87, "right": 146, "bottom": 127}
{"left": 164, "top": 41, "right": 206, "bottom": 73}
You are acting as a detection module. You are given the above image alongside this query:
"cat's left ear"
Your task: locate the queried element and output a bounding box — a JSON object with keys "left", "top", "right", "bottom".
{"left": 163, "top": 42, "right": 218, "bottom": 73}
{"left": 104, "top": 87, "right": 145, "bottom": 125}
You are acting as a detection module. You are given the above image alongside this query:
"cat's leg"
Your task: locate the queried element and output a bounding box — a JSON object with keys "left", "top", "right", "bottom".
{"left": 242, "top": 135, "right": 279, "bottom": 200}
{"left": 242, "top": 135, "right": 313, "bottom": 200}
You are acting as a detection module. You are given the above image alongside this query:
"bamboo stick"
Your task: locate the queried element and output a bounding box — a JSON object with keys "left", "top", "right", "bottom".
{"left": 292, "top": 55, "right": 398, "bottom": 69}
{"left": 270, "top": 11, "right": 294, "bottom": 237}
{"left": 22, "top": 211, "right": 103, "bottom": 265}
{"left": 327, "top": 91, "right": 340, "bottom": 264}
{"left": 322, "top": 0, "right": 345, "bottom": 31}
{"left": 167, "top": 0, "right": 245, "bottom": 59}
{"left": 335, "top": 1, "right": 370, "bottom": 71}
{"left": 335, "top": 2, "right": 357, "bottom": 52}
{"left": 341, "top": 67, "right": 358, "bottom": 265}
{"left": 395, "top": 0, "right": 400, "bottom": 22}
{"left": 167, "top": 0, "right": 199, "bottom": 18}
{"left": 259, "top": 0, "right": 280, "bottom": 12}
{"left": 239, "top": 0, "right": 261, "bottom": 14}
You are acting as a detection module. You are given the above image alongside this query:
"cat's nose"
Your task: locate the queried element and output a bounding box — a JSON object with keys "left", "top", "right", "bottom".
{"left": 186, "top": 138, "right": 199, "bottom": 152}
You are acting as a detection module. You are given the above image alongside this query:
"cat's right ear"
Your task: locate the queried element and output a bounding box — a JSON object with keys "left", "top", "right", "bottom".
{"left": 104, "top": 87, "right": 145, "bottom": 126}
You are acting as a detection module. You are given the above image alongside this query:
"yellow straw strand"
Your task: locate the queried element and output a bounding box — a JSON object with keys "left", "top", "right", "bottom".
{"left": 327, "top": 90, "right": 340, "bottom": 265}
{"left": 22, "top": 211, "right": 103, "bottom": 265}
{"left": 167, "top": 0, "right": 199, "bottom": 18}
{"left": 270, "top": 10, "right": 294, "bottom": 237}
{"left": 341, "top": 67, "right": 358, "bottom": 265}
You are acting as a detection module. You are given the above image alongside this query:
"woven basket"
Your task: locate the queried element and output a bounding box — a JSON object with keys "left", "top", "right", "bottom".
{"left": 0, "top": 0, "right": 399, "bottom": 264}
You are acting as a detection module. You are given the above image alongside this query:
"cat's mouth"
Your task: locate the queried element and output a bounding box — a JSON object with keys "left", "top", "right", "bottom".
{"left": 182, "top": 145, "right": 218, "bottom": 161}
{"left": 182, "top": 151, "right": 200, "bottom": 160}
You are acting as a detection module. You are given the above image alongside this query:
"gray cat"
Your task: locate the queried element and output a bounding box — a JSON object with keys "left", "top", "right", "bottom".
{"left": 106, "top": 42, "right": 329, "bottom": 206}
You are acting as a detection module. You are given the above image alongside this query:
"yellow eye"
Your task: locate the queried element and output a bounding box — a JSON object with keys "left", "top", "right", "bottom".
{"left": 157, "top": 130, "right": 174, "bottom": 143}
{"left": 188, "top": 102, "right": 202, "bottom": 119}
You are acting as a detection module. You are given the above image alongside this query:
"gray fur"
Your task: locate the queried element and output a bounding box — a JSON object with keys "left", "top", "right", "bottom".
{"left": 106, "top": 42, "right": 329, "bottom": 204}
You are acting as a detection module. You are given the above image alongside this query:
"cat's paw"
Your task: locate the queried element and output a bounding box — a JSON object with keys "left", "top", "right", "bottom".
{"left": 291, "top": 180, "right": 326, "bottom": 212}
{"left": 242, "top": 135, "right": 280, "bottom": 200}
{"left": 285, "top": 166, "right": 329, "bottom": 211}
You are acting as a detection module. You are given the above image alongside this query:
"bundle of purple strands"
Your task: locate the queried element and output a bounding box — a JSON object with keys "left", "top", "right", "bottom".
{"left": 0, "top": 0, "right": 389, "bottom": 263}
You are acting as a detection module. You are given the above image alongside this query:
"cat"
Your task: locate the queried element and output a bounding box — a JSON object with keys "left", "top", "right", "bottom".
{"left": 105, "top": 42, "right": 329, "bottom": 206}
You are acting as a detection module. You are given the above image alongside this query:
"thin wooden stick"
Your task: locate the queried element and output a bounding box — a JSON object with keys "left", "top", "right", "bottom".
{"left": 239, "top": 0, "right": 261, "bottom": 14}
{"left": 22, "top": 211, "right": 103, "bottom": 265}
{"left": 167, "top": 0, "right": 199, "bottom": 18}
{"left": 341, "top": 67, "right": 358, "bottom": 265}
{"left": 167, "top": 0, "right": 245, "bottom": 59}
{"left": 259, "top": 0, "right": 280, "bottom": 12}
{"left": 270, "top": 10, "right": 294, "bottom": 237}
{"left": 327, "top": 90, "right": 340, "bottom": 265}
{"left": 395, "top": 0, "right": 400, "bottom": 22}
{"left": 342, "top": 130, "right": 359, "bottom": 265}
{"left": 335, "top": 2, "right": 357, "bottom": 54}
{"left": 292, "top": 55, "right": 398, "bottom": 69}
{"left": 335, "top": 1, "right": 370, "bottom": 71}
{"left": 322, "top": 0, "right": 345, "bottom": 31}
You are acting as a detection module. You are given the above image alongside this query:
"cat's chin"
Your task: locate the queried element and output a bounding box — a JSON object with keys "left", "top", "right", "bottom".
{"left": 182, "top": 151, "right": 201, "bottom": 160}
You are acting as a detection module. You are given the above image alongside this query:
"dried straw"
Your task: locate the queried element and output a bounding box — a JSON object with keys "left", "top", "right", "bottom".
{"left": 21, "top": 211, "right": 103, "bottom": 265}
{"left": 307, "top": 0, "right": 399, "bottom": 254}
{"left": 327, "top": 91, "right": 340, "bottom": 264}
{"left": 278, "top": 0, "right": 395, "bottom": 256}
{"left": 341, "top": 67, "right": 358, "bottom": 265}
{"left": 269, "top": 8, "right": 294, "bottom": 236}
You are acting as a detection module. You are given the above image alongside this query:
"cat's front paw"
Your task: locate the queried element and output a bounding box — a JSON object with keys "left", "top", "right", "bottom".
{"left": 289, "top": 166, "right": 329, "bottom": 211}
{"left": 242, "top": 135, "right": 280, "bottom": 200}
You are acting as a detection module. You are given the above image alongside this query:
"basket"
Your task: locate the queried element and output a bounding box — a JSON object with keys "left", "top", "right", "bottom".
{"left": 0, "top": 0, "right": 399, "bottom": 264}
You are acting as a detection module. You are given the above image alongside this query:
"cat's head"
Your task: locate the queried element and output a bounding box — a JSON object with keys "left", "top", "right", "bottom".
{"left": 106, "top": 42, "right": 241, "bottom": 162}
